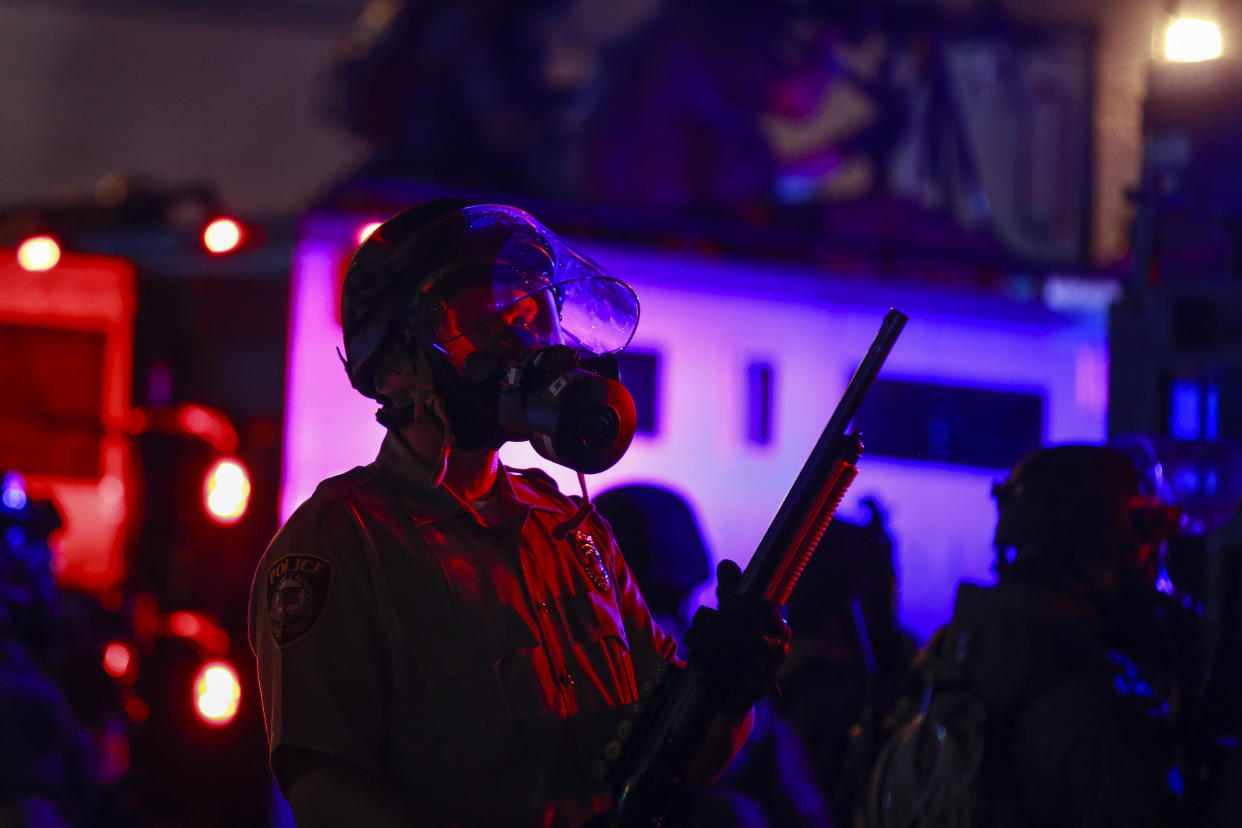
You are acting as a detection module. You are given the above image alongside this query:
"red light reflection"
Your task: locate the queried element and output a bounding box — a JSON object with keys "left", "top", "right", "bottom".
{"left": 125, "top": 696, "right": 149, "bottom": 722}
{"left": 103, "top": 640, "right": 133, "bottom": 678}
{"left": 169, "top": 610, "right": 203, "bottom": 638}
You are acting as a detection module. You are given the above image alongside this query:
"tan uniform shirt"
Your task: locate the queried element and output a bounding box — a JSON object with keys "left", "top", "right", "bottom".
{"left": 249, "top": 431, "right": 676, "bottom": 827}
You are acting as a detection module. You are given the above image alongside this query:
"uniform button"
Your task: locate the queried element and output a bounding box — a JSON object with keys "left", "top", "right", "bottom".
{"left": 563, "top": 673, "right": 575, "bottom": 686}
{"left": 537, "top": 601, "right": 551, "bottom": 612}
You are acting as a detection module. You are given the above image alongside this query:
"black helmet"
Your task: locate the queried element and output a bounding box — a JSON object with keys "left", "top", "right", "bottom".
{"left": 340, "top": 201, "right": 641, "bottom": 401}
{"left": 593, "top": 484, "right": 711, "bottom": 618}
{"left": 992, "top": 444, "right": 1162, "bottom": 573}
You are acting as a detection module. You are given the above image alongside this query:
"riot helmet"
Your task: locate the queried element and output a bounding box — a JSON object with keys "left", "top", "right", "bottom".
{"left": 340, "top": 202, "right": 640, "bottom": 472}
{"left": 992, "top": 444, "right": 1175, "bottom": 586}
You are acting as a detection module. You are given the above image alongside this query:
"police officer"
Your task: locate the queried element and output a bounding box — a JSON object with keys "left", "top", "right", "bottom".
{"left": 249, "top": 201, "right": 789, "bottom": 827}
{"left": 860, "top": 444, "right": 1181, "bottom": 828}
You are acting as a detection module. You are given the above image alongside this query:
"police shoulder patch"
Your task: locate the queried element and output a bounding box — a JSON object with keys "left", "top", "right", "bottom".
{"left": 265, "top": 554, "right": 333, "bottom": 648}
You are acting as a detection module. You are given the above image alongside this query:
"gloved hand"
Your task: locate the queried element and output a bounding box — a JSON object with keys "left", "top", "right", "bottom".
{"left": 683, "top": 559, "right": 791, "bottom": 716}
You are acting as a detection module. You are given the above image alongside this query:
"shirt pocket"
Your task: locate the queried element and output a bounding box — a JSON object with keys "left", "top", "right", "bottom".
{"left": 559, "top": 591, "right": 637, "bottom": 705}
{"left": 560, "top": 590, "right": 630, "bottom": 649}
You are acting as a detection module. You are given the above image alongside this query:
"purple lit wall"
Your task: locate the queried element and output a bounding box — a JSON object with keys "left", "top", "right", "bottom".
{"left": 283, "top": 214, "right": 1108, "bottom": 640}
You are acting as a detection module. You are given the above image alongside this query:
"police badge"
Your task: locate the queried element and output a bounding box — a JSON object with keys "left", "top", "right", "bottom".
{"left": 571, "top": 529, "right": 612, "bottom": 593}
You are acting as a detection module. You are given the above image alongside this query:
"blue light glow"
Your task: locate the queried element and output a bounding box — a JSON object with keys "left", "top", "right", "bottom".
{"left": 1166, "top": 765, "right": 1185, "bottom": 798}
{"left": 4, "top": 527, "right": 26, "bottom": 550}
{"left": 1106, "top": 650, "right": 1155, "bottom": 698}
{"left": 1169, "top": 379, "right": 1201, "bottom": 440}
{"left": 1154, "top": 564, "right": 1176, "bottom": 596}
{"left": 1172, "top": 464, "right": 1202, "bottom": 496}
{"left": 1, "top": 472, "right": 28, "bottom": 511}
{"left": 774, "top": 175, "right": 819, "bottom": 204}
{"left": 1205, "top": 383, "right": 1219, "bottom": 439}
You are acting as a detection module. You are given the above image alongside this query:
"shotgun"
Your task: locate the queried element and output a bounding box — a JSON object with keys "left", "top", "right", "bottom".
{"left": 605, "top": 308, "right": 908, "bottom": 827}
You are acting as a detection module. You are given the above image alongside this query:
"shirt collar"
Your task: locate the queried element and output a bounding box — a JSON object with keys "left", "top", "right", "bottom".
{"left": 373, "top": 430, "right": 563, "bottom": 527}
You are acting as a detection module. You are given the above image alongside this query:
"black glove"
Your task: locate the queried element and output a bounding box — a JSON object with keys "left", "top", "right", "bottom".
{"left": 683, "top": 559, "right": 791, "bottom": 716}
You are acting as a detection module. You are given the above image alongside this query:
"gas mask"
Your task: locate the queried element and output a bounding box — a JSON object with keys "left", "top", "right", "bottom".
{"left": 353, "top": 204, "right": 642, "bottom": 475}
{"left": 440, "top": 337, "right": 636, "bottom": 474}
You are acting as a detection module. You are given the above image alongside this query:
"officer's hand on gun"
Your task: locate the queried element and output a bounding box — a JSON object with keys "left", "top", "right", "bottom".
{"left": 684, "top": 560, "right": 791, "bottom": 716}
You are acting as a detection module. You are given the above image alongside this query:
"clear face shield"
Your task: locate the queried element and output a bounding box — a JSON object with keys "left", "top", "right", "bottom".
{"left": 404, "top": 204, "right": 640, "bottom": 369}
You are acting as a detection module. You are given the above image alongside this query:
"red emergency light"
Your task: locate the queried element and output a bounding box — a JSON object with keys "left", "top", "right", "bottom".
{"left": 125, "top": 696, "right": 149, "bottom": 722}
{"left": 167, "top": 609, "right": 230, "bottom": 654}
{"left": 202, "top": 457, "right": 251, "bottom": 525}
{"left": 103, "top": 640, "right": 134, "bottom": 679}
{"left": 193, "top": 660, "right": 241, "bottom": 727}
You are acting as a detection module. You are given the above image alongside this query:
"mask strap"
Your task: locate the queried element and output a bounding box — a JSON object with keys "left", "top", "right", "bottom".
{"left": 553, "top": 471, "right": 595, "bottom": 540}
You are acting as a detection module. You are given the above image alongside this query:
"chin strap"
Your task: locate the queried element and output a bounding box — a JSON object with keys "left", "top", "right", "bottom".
{"left": 425, "top": 395, "right": 454, "bottom": 488}
{"left": 376, "top": 399, "right": 454, "bottom": 489}
{"left": 553, "top": 471, "right": 596, "bottom": 541}
{"left": 375, "top": 404, "right": 418, "bottom": 429}
{"left": 415, "top": 346, "right": 458, "bottom": 487}
{"left": 375, "top": 345, "right": 458, "bottom": 489}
